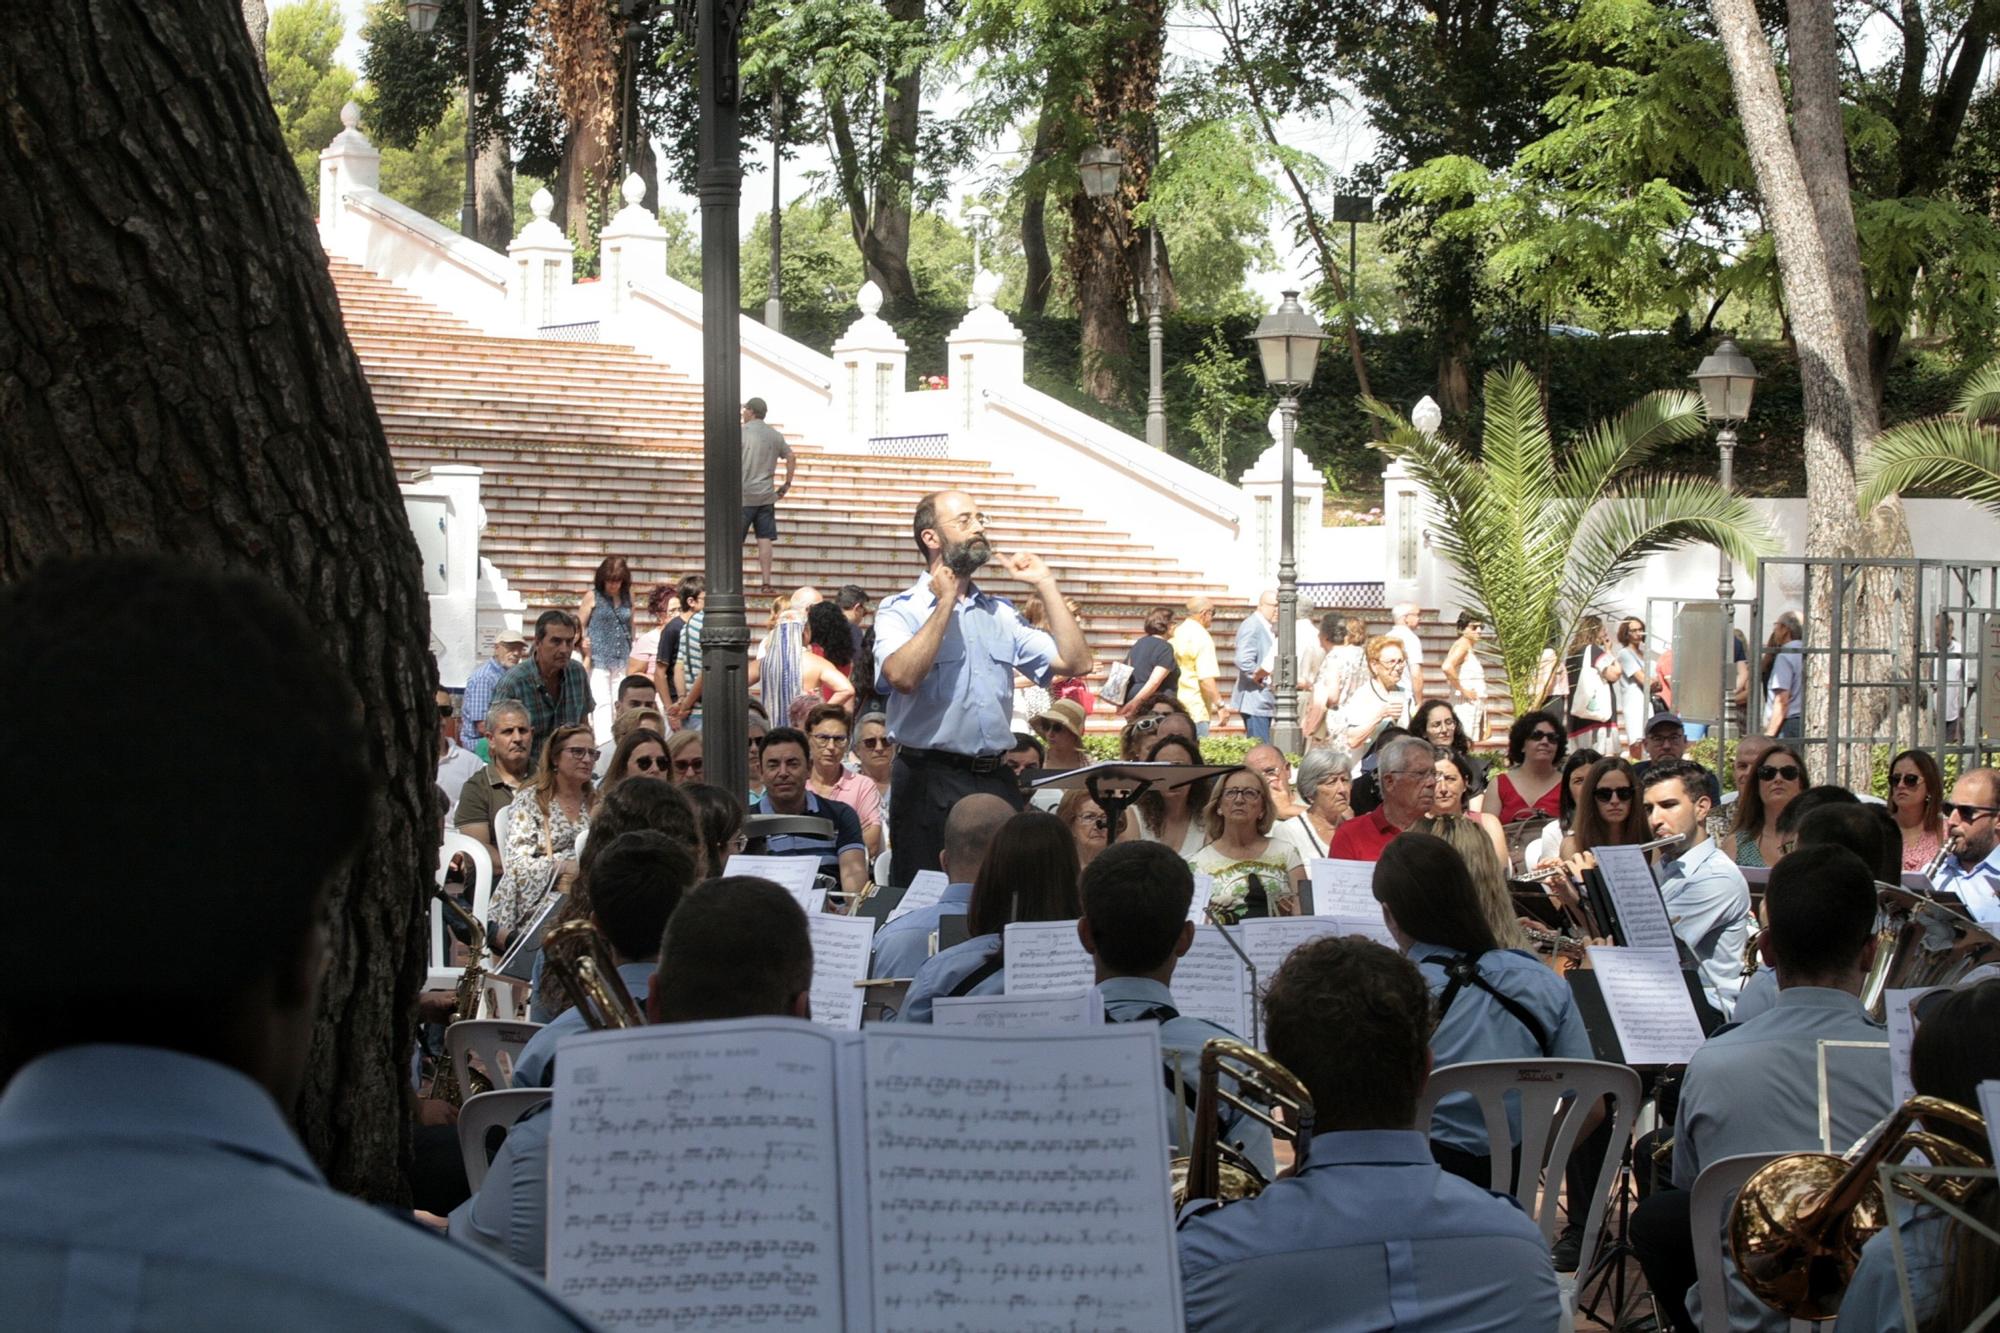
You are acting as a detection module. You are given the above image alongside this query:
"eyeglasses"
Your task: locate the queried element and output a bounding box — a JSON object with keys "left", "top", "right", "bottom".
{"left": 810, "top": 732, "right": 851, "bottom": 746}
{"left": 1220, "top": 788, "right": 1264, "bottom": 803}
{"left": 1889, "top": 772, "right": 1925, "bottom": 789}
{"left": 749, "top": 736, "right": 767, "bottom": 749}
{"left": 437, "top": 702, "right": 455, "bottom": 718}
{"left": 1073, "top": 815, "right": 1109, "bottom": 831}
{"left": 630, "top": 755, "right": 666, "bottom": 772}
{"left": 560, "top": 746, "right": 601, "bottom": 761}
{"left": 1528, "top": 730, "right": 1563, "bottom": 744}
{"left": 673, "top": 757, "right": 704, "bottom": 774}
{"left": 1942, "top": 802, "right": 2000, "bottom": 821}
{"left": 1649, "top": 729, "right": 1685, "bottom": 743}
{"left": 1757, "top": 764, "right": 1802, "bottom": 782}
{"left": 1377, "top": 657, "right": 1405, "bottom": 670}
{"left": 1593, "top": 785, "right": 1635, "bottom": 803}
{"left": 858, "top": 737, "right": 893, "bottom": 750}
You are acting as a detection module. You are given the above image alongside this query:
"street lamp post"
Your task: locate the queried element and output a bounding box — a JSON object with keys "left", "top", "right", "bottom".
{"left": 1251, "top": 290, "right": 1330, "bottom": 755}
{"left": 766, "top": 83, "right": 783, "bottom": 333}
{"left": 405, "top": 0, "right": 478, "bottom": 240}
{"left": 1691, "top": 337, "right": 1758, "bottom": 756}
{"left": 1078, "top": 139, "right": 1166, "bottom": 449}
{"left": 688, "top": 0, "right": 754, "bottom": 800}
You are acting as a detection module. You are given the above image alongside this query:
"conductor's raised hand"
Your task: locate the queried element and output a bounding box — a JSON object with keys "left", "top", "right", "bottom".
{"left": 1001, "top": 551, "right": 1055, "bottom": 586}
{"left": 928, "top": 564, "right": 966, "bottom": 604}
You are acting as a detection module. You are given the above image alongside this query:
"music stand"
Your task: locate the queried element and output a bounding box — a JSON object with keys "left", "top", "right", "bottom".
{"left": 1027, "top": 762, "right": 1239, "bottom": 845}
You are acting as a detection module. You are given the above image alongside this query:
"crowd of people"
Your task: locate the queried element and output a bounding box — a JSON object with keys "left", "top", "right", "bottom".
{"left": 8, "top": 466, "right": 1999, "bottom": 1333}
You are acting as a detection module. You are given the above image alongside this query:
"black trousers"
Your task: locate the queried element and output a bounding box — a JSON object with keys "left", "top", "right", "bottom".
{"left": 888, "top": 751, "right": 1024, "bottom": 887}
{"left": 1431, "top": 1139, "right": 1525, "bottom": 1194}
{"left": 1631, "top": 1187, "right": 1698, "bottom": 1333}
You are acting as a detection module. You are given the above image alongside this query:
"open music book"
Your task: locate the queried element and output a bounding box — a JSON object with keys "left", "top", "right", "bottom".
{"left": 546, "top": 1020, "right": 1186, "bottom": 1332}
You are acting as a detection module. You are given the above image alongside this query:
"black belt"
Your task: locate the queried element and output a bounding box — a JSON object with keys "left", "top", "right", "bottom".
{"left": 899, "top": 745, "right": 1007, "bottom": 775}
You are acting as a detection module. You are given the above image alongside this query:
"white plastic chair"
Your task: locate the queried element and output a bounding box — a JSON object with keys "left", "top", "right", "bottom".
{"left": 445, "top": 1018, "right": 543, "bottom": 1095}
{"left": 1416, "top": 1058, "right": 1642, "bottom": 1277}
{"left": 872, "top": 848, "right": 892, "bottom": 887}
{"left": 431, "top": 829, "right": 500, "bottom": 993}
{"left": 491, "top": 803, "right": 514, "bottom": 866}
{"left": 1687, "top": 1152, "right": 1812, "bottom": 1333}
{"left": 457, "top": 1088, "right": 551, "bottom": 1192}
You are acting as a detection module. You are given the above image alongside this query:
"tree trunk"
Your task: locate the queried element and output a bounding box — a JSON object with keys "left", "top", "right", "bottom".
{"left": 241, "top": 0, "right": 268, "bottom": 76}
{"left": 475, "top": 128, "right": 513, "bottom": 253}
{"left": 1020, "top": 105, "right": 1058, "bottom": 316}
{"left": 1068, "top": 186, "right": 1133, "bottom": 403}
{"left": 0, "top": 0, "right": 434, "bottom": 1202}
{"left": 860, "top": 0, "right": 923, "bottom": 303}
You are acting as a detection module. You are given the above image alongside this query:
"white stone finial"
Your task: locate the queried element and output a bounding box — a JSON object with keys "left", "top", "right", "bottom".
{"left": 856, "top": 280, "right": 884, "bottom": 317}
{"left": 622, "top": 173, "right": 646, "bottom": 206}
{"left": 531, "top": 188, "right": 554, "bottom": 221}
{"left": 341, "top": 101, "right": 362, "bottom": 130}
{"left": 1411, "top": 395, "right": 1443, "bottom": 436}
{"left": 972, "top": 269, "right": 1002, "bottom": 308}
{"left": 1268, "top": 407, "right": 1283, "bottom": 442}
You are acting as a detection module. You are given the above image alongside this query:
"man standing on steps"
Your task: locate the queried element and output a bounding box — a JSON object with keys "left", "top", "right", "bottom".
{"left": 875, "top": 490, "right": 1092, "bottom": 886}
{"left": 741, "top": 396, "right": 795, "bottom": 593}
{"left": 1172, "top": 597, "right": 1230, "bottom": 738}
{"left": 1230, "top": 590, "right": 1278, "bottom": 743}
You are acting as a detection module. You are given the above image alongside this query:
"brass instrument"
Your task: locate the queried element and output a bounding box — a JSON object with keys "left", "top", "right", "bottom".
{"left": 1861, "top": 886, "right": 2000, "bottom": 1019}
{"left": 1170, "top": 1039, "right": 1315, "bottom": 1210}
{"left": 425, "top": 886, "right": 493, "bottom": 1106}
{"left": 541, "top": 919, "right": 643, "bottom": 1029}
{"left": 1728, "top": 1095, "right": 1992, "bottom": 1320}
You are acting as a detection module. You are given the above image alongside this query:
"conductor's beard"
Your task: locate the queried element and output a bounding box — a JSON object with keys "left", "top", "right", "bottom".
{"left": 941, "top": 536, "right": 993, "bottom": 580}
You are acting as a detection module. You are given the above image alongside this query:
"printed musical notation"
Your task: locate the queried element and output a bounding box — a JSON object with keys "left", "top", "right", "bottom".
{"left": 1593, "top": 845, "right": 1677, "bottom": 952}
{"left": 548, "top": 1025, "right": 849, "bottom": 1330}
{"left": 932, "top": 987, "right": 1102, "bottom": 1031}
{"left": 807, "top": 914, "right": 874, "bottom": 1031}
{"left": 1171, "top": 926, "right": 1254, "bottom": 1040}
{"left": 1001, "top": 919, "right": 1094, "bottom": 995}
{"left": 863, "top": 1028, "right": 1185, "bottom": 1332}
{"left": 886, "top": 870, "right": 948, "bottom": 924}
{"left": 1586, "top": 946, "right": 1706, "bottom": 1065}
{"left": 723, "top": 854, "right": 825, "bottom": 916}
{"left": 1307, "top": 857, "right": 1379, "bottom": 920}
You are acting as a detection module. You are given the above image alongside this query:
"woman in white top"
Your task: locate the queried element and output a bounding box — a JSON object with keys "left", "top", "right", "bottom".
{"left": 1274, "top": 747, "right": 1353, "bottom": 859}
{"left": 1612, "top": 617, "right": 1652, "bottom": 758}
{"left": 1440, "top": 612, "right": 1490, "bottom": 745}
{"left": 1565, "top": 615, "right": 1624, "bottom": 755}
{"left": 1303, "top": 615, "right": 1368, "bottom": 746}
{"left": 490, "top": 722, "right": 597, "bottom": 947}
{"left": 1189, "top": 768, "right": 1308, "bottom": 921}
{"left": 1134, "top": 734, "right": 1213, "bottom": 856}
{"left": 1334, "top": 634, "right": 1413, "bottom": 755}
{"left": 1525, "top": 748, "right": 1605, "bottom": 867}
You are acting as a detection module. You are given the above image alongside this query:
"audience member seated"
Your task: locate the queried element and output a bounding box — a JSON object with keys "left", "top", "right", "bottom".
{"left": 1135, "top": 735, "right": 1214, "bottom": 855}
{"left": 1730, "top": 741, "right": 1811, "bottom": 868}
{"left": 753, "top": 725, "right": 867, "bottom": 899}
{"left": 1884, "top": 747, "right": 1946, "bottom": 873}
{"left": 0, "top": 555, "right": 590, "bottom": 1330}
{"left": 852, "top": 711, "right": 895, "bottom": 834}
{"left": 802, "top": 704, "right": 885, "bottom": 859}
{"left": 870, "top": 794, "right": 1011, "bottom": 979}
{"left": 1001, "top": 730, "right": 1044, "bottom": 779}
{"left": 1630, "top": 845, "right": 1893, "bottom": 1333}
{"left": 599, "top": 726, "right": 669, "bottom": 793}
{"left": 1081, "top": 842, "right": 1273, "bottom": 1177}
{"left": 1177, "top": 936, "right": 1564, "bottom": 1332}
{"left": 1275, "top": 746, "right": 1352, "bottom": 859}
{"left": 593, "top": 702, "right": 665, "bottom": 781}
{"left": 1733, "top": 800, "right": 1894, "bottom": 1024}
{"left": 685, "top": 782, "right": 745, "bottom": 875}
{"left": 1642, "top": 759, "right": 1752, "bottom": 1017}
{"left": 448, "top": 876, "right": 813, "bottom": 1275}
{"left": 665, "top": 727, "right": 704, "bottom": 786}
{"left": 1632, "top": 714, "right": 1720, "bottom": 803}
{"left": 453, "top": 698, "right": 535, "bottom": 876}
{"left": 1427, "top": 749, "right": 1510, "bottom": 867}
{"left": 436, "top": 688, "right": 484, "bottom": 810}
{"left": 1056, "top": 787, "right": 1120, "bottom": 865}
{"left": 1492, "top": 710, "right": 1568, "bottom": 824}
{"left": 490, "top": 722, "right": 598, "bottom": 950}
{"left": 899, "top": 811, "right": 1081, "bottom": 1022}
{"left": 1190, "top": 767, "right": 1307, "bottom": 919}
{"left": 1524, "top": 748, "right": 1601, "bottom": 867}
{"left": 1329, "top": 735, "right": 1437, "bottom": 862}
{"left": 1836, "top": 979, "right": 2000, "bottom": 1333}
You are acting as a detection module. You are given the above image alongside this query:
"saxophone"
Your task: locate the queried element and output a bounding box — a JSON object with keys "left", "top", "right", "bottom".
{"left": 425, "top": 886, "right": 493, "bottom": 1107}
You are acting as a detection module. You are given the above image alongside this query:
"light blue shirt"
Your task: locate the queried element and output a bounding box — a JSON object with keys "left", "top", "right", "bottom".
{"left": 1674, "top": 987, "right": 1894, "bottom": 1333}
{"left": 1409, "top": 942, "right": 1595, "bottom": 1154}
{"left": 513, "top": 959, "right": 656, "bottom": 1087}
{"left": 898, "top": 930, "right": 1004, "bottom": 1022}
{"left": 1230, "top": 613, "right": 1275, "bottom": 716}
{"left": 1658, "top": 835, "right": 1753, "bottom": 1016}
{"left": 1766, "top": 642, "right": 1804, "bottom": 721}
{"left": 450, "top": 1098, "right": 555, "bottom": 1277}
{"left": 0, "top": 1045, "right": 588, "bottom": 1331}
{"left": 1935, "top": 842, "right": 2000, "bottom": 924}
{"left": 1835, "top": 1205, "right": 1949, "bottom": 1333}
{"left": 1177, "top": 1129, "right": 1564, "bottom": 1333}
{"left": 873, "top": 574, "right": 1057, "bottom": 755}
{"left": 869, "top": 882, "right": 974, "bottom": 979}
{"left": 1730, "top": 965, "right": 1779, "bottom": 1024}
{"left": 1099, "top": 976, "right": 1275, "bottom": 1179}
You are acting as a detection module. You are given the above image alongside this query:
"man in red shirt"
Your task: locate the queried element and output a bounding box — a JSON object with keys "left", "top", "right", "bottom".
{"left": 1330, "top": 736, "right": 1439, "bottom": 862}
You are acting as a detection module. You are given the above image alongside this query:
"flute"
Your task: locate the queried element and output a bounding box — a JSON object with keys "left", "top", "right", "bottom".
{"left": 1634, "top": 833, "right": 1686, "bottom": 856}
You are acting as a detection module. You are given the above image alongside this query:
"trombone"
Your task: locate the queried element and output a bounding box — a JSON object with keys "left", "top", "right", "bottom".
{"left": 1171, "top": 1039, "right": 1314, "bottom": 1212}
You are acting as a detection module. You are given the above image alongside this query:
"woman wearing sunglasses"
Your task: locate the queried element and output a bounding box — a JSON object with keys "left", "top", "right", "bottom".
{"left": 1564, "top": 757, "right": 1649, "bottom": 859}
{"left": 600, "top": 728, "right": 670, "bottom": 793}
{"left": 852, "top": 712, "right": 894, "bottom": 839}
{"left": 664, "top": 728, "right": 704, "bottom": 786}
{"left": 1886, "top": 748, "right": 1946, "bottom": 872}
{"left": 1731, "top": 742, "right": 1811, "bottom": 867}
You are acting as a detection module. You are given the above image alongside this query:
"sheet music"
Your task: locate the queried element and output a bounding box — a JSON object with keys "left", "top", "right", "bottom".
{"left": 725, "top": 853, "right": 825, "bottom": 915}
{"left": 1188, "top": 873, "right": 1214, "bottom": 923}
{"left": 1327, "top": 915, "right": 1398, "bottom": 949}
{"left": 1171, "top": 926, "right": 1254, "bottom": 1039}
{"left": 1308, "top": 857, "right": 1379, "bottom": 919}
{"left": 1586, "top": 946, "right": 1707, "bottom": 1065}
{"left": 1884, "top": 987, "right": 1945, "bottom": 1106}
{"left": 1593, "top": 845, "right": 1678, "bottom": 951}
{"left": 546, "top": 1021, "right": 851, "bottom": 1329}
{"left": 932, "top": 987, "right": 1103, "bottom": 1031}
{"left": 808, "top": 914, "right": 876, "bottom": 1031}
{"left": 1002, "top": 920, "right": 1094, "bottom": 994}
{"left": 862, "top": 1027, "right": 1185, "bottom": 1332}
{"left": 886, "top": 870, "right": 948, "bottom": 924}
{"left": 1238, "top": 918, "right": 1344, "bottom": 1001}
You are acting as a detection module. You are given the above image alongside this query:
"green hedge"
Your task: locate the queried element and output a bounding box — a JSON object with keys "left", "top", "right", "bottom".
{"left": 1077, "top": 732, "right": 1263, "bottom": 767}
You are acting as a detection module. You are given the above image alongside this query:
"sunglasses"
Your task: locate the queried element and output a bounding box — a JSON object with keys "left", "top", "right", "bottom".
{"left": 1593, "top": 785, "right": 1635, "bottom": 803}
{"left": 630, "top": 755, "right": 666, "bottom": 772}
{"left": 749, "top": 736, "right": 767, "bottom": 749}
{"left": 1942, "top": 802, "right": 2000, "bottom": 821}
{"left": 673, "top": 757, "right": 704, "bottom": 774}
{"left": 1889, "top": 772, "right": 1925, "bottom": 789}
{"left": 437, "top": 703, "right": 455, "bottom": 718}
{"left": 1757, "top": 764, "right": 1802, "bottom": 782}
{"left": 1528, "top": 730, "right": 1563, "bottom": 744}
{"left": 858, "top": 737, "right": 893, "bottom": 750}
{"left": 1132, "top": 715, "right": 1166, "bottom": 735}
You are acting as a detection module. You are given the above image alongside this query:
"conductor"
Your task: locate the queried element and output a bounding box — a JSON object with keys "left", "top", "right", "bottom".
{"left": 875, "top": 490, "right": 1091, "bottom": 885}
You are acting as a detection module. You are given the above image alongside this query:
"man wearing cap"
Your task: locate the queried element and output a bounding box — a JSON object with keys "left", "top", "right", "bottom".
{"left": 461, "top": 620, "right": 528, "bottom": 751}
{"left": 1634, "top": 712, "right": 1721, "bottom": 805}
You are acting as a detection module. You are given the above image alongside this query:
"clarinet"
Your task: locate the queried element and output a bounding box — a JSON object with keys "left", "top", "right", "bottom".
{"left": 1922, "top": 835, "right": 1962, "bottom": 886}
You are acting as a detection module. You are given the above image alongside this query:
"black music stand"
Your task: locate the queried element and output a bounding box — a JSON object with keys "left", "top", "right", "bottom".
{"left": 1027, "top": 762, "right": 1239, "bottom": 845}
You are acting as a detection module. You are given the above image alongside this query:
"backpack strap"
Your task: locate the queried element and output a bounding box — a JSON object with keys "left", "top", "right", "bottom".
{"left": 945, "top": 951, "right": 1007, "bottom": 999}
{"left": 1436, "top": 950, "right": 1554, "bottom": 1057}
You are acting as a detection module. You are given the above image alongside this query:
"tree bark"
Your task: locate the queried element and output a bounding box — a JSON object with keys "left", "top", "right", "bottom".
{"left": 1020, "top": 104, "right": 1058, "bottom": 316}
{"left": 0, "top": 0, "right": 434, "bottom": 1202}
{"left": 475, "top": 128, "right": 514, "bottom": 253}
{"left": 860, "top": 0, "right": 922, "bottom": 303}
{"left": 241, "top": 0, "right": 268, "bottom": 76}
{"left": 1067, "top": 186, "right": 1134, "bottom": 403}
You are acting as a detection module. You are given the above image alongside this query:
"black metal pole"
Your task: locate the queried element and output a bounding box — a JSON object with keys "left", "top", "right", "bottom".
{"left": 766, "top": 84, "right": 783, "bottom": 333}
{"left": 697, "top": 0, "right": 750, "bottom": 801}
{"left": 460, "top": 0, "right": 478, "bottom": 238}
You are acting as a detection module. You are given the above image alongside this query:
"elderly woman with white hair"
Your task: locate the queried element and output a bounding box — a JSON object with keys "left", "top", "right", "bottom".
{"left": 1273, "top": 746, "right": 1355, "bottom": 860}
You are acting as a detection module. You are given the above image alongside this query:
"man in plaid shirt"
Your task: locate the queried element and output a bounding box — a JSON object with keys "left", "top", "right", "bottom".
{"left": 492, "top": 610, "right": 594, "bottom": 757}
{"left": 459, "top": 621, "right": 528, "bottom": 748}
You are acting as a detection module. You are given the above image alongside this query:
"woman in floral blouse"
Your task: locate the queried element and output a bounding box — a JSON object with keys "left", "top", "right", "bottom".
{"left": 1188, "top": 768, "right": 1307, "bottom": 921}
{"left": 491, "top": 722, "right": 597, "bottom": 947}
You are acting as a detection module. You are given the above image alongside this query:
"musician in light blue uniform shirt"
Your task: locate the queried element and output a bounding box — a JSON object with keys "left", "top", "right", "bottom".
{"left": 868, "top": 794, "right": 1013, "bottom": 979}
{"left": 1081, "top": 842, "right": 1274, "bottom": 1178}
{"left": 1178, "top": 935, "right": 1562, "bottom": 1332}
{"left": 900, "top": 931, "right": 1005, "bottom": 1022}
{"left": 1935, "top": 770, "right": 2000, "bottom": 923}
{"left": 1644, "top": 761, "right": 1753, "bottom": 1016}
{"left": 513, "top": 960, "right": 657, "bottom": 1088}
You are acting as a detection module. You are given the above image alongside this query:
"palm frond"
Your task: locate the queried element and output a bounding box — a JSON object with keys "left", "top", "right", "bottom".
{"left": 1560, "top": 477, "right": 1780, "bottom": 617}
{"left": 1953, "top": 363, "right": 2000, "bottom": 422}
{"left": 1555, "top": 389, "right": 1709, "bottom": 500}
{"left": 1856, "top": 418, "right": 2000, "bottom": 516}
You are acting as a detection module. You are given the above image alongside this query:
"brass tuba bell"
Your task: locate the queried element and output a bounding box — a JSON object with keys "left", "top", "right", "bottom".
{"left": 1727, "top": 1094, "right": 1991, "bottom": 1320}
{"left": 541, "top": 919, "right": 644, "bottom": 1029}
{"left": 1170, "top": 1038, "right": 1315, "bottom": 1211}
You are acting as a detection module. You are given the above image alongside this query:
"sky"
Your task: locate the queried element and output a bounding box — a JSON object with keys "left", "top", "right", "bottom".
{"left": 303, "top": 0, "right": 1369, "bottom": 312}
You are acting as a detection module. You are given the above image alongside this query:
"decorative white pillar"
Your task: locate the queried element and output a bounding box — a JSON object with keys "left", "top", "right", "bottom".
{"left": 1240, "top": 408, "right": 1324, "bottom": 589}
{"left": 317, "top": 101, "right": 380, "bottom": 250}
{"left": 829, "top": 281, "right": 908, "bottom": 446}
{"left": 599, "top": 172, "right": 667, "bottom": 319}
{"left": 944, "top": 270, "right": 1024, "bottom": 431}
{"left": 507, "top": 188, "right": 573, "bottom": 332}
{"left": 1382, "top": 457, "right": 1426, "bottom": 607}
